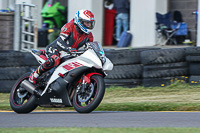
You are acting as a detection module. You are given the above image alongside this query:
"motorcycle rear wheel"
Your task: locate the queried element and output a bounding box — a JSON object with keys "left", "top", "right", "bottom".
{"left": 73, "top": 75, "right": 105, "bottom": 113}
{"left": 10, "top": 72, "right": 38, "bottom": 113}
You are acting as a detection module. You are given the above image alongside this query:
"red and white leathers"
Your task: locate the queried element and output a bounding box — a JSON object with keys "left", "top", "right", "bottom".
{"left": 29, "top": 18, "right": 94, "bottom": 84}
{"left": 29, "top": 50, "right": 60, "bottom": 84}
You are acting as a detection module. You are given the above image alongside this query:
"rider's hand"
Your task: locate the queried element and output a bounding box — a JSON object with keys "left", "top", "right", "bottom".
{"left": 70, "top": 48, "right": 77, "bottom": 52}
{"left": 85, "top": 43, "right": 92, "bottom": 49}
{"left": 66, "top": 47, "right": 77, "bottom": 53}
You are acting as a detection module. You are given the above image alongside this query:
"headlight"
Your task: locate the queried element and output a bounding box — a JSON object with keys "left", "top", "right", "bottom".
{"left": 100, "top": 56, "right": 106, "bottom": 64}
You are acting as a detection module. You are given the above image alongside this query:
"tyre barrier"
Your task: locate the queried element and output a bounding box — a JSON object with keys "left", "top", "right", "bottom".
{"left": 140, "top": 48, "right": 186, "bottom": 65}
{"left": 0, "top": 51, "right": 38, "bottom": 93}
{"left": 0, "top": 47, "right": 199, "bottom": 93}
{"left": 104, "top": 48, "right": 160, "bottom": 65}
{"left": 143, "top": 62, "right": 188, "bottom": 78}
{"left": 186, "top": 47, "right": 200, "bottom": 85}
{"left": 104, "top": 48, "right": 160, "bottom": 87}
{"left": 141, "top": 48, "right": 189, "bottom": 87}
{"left": 0, "top": 51, "right": 39, "bottom": 67}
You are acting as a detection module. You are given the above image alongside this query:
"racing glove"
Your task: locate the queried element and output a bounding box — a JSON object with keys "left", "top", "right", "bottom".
{"left": 66, "top": 47, "right": 77, "bottom": 53}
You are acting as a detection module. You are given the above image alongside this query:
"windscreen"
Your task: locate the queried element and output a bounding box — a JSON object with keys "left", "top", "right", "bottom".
{"left": 86, "top": 42, "right": 106, "bottom": 63}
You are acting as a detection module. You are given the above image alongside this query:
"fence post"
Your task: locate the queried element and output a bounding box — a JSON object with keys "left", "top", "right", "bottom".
{"left": 13, "top": 4, "right": 21, "bottom": 51}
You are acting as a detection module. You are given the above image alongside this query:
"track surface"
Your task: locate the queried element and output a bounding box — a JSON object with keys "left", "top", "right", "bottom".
{"left": 0, "top": 111, "right": 200, "bottom": 128}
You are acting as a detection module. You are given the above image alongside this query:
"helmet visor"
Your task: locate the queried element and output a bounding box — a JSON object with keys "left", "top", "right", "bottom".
{"left": 80, "top": 19, "right": 95, "bottom": 29}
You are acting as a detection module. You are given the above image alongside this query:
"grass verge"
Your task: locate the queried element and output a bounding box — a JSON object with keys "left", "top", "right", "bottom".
{"left": 1, "top": 82, "right": 200, "bottom": 111}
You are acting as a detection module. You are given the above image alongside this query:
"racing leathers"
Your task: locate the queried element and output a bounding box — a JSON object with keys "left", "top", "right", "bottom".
{"left": 29, "top": 19, "right": 93, "bottom": 84}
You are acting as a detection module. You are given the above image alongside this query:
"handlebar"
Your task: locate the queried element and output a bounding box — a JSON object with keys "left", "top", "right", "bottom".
{"left": 64, "top": 45, "right": 92, "bottom": 57}
{"left": 70, "top": 49, "right": 87, "bottom": 56}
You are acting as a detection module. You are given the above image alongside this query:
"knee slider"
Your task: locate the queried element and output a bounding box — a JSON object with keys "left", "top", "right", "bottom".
{"left": 45, "top": 57, "right": 55, "bottom": 67}
{"left": 51, "top": 55, "right": 60, "bottom": 66}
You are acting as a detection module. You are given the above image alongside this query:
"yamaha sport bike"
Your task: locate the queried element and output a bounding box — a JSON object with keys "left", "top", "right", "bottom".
{"left": 10, "top": 42, "right": 113, "bottom": 113}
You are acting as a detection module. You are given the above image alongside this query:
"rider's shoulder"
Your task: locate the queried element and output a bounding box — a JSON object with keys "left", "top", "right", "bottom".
{"left": 87, "top": 32, "right": 93, "bottom": 42}
{"left": 87, "top": 32, "right": 93, "bottom": 37}
{"left": 87, "top": 32, "right": 93, "bottom": 38}
{"left": 65, "top": 20, "right": 74, "bottom": 27}
{"left": 61, "top": 20, "right": 74, "bottom": 33}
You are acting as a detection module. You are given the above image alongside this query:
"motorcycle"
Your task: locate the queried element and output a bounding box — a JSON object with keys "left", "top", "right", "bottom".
{"left": 9, "top": 42, "right": 113, "bottom": 113}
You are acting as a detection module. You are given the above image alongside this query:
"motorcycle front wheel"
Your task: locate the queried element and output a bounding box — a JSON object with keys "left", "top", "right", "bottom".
{"left": 9, "top": 72, "right": 38, "bottom": 113}
{"left": 73, "top": 75, "right": 105, "bottom": 113}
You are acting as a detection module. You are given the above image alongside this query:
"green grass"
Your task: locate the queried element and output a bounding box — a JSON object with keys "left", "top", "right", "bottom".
{"left": 1, "top": 83, "right": 200, "bottom": 132}
{"left": 0, "top": 127, "right": 200, "bottom": 133}
{"left": 1, "top": 82, "right": 200, "bottom": 111}
{"left": 97, "top": 83, "right": 200, "bottom": 111}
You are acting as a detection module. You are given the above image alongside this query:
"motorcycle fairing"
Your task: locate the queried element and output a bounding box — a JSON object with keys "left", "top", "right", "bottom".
{"left": 39, "top": 66, "right": 89, "bottom": 106}
{"left": 84, "top": 73, "right": 103, "bottom": 83}
{"left": 78, "top": 73, "right": 103, "bottom": 84}
{"left": 38, "top": 77, "right": 72, "bottom": 107}
{"left": 41, "top": 49, "right": 102, "bottom": 96}
{"left": 103, "top": 57, "right": 113, "bottom": 71}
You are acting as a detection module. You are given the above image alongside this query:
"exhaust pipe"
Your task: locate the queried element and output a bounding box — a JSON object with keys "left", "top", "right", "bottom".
{"left": 20, "top": 80, "right": 41, "bottom": 97}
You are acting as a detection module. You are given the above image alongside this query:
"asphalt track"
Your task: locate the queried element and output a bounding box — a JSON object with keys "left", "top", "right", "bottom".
{"left": 0, "top": 111, "right": 200, "bottom": 128}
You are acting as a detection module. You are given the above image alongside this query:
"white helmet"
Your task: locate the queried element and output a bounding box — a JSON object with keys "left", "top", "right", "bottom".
{"left": 74, "top": 9, "right": 95, "bottom": 34}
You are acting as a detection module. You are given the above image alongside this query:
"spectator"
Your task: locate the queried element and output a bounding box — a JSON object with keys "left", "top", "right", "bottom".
{"left": 113, "top": 0, "right": 130, "bottom": 41}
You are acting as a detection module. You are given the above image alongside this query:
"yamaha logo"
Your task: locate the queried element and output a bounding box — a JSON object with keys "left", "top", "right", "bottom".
{"left": 50, "top": 98, "right": 63, "bottom": 103}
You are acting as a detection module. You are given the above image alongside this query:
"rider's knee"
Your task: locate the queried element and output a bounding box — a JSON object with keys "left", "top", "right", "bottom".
{"left": 51, "top": 55, "right": 60, "bottom": 66}
{"left": 44, "top": 55, "right": 60, "bottom": 68}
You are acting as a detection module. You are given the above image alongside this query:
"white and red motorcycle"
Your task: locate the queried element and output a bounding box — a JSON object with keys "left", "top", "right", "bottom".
{"left": 10, "top": 42, "right": 113, "bottom": 113}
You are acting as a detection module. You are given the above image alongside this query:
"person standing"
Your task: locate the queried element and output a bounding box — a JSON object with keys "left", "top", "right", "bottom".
{"left": 113, "top": 0, "right": 129, "bottom": 41}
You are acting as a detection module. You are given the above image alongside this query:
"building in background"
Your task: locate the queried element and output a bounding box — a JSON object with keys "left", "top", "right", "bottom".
{"left": 0, "top": 0, "right": 199, "bottom": 50}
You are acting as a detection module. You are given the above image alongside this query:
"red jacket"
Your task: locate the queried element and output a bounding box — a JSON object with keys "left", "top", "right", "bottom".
{"left": 46, "top": 19, "right": 93, "bottom": 54}
{"left": 60, "top": 19, "right": 93, "bottom": 49}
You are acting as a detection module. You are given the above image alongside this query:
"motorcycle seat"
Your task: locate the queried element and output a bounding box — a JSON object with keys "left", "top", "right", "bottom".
{"left": 32, "top": 49, "right": 46, "bottom": 56}
{"left": 32, "top": 49, "right": 47, "bottom": 61}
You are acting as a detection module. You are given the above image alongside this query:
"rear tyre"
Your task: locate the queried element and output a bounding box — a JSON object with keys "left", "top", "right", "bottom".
{"left": 73, "top": 75, "right": 105, "bottom": 113}
{"left": 9, "top": 72, "right": 38, "bottom": 113}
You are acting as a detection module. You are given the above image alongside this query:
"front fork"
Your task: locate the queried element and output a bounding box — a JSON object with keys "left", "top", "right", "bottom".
{"left": 76, "top": 74, "right": 89, "bottom": 94}
{"left": 80, "top": 74, "right": 86, "bottom": 94}
{"left": 78, "top": 73, "right": 101, "bottom": 94}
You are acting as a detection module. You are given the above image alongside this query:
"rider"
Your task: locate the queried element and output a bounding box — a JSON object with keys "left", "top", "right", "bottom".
{"left": 29, "top": 9, "right": 95, "bottom": 84}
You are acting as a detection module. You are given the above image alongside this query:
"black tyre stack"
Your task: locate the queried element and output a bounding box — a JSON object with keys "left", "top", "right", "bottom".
{"left": 104, "top": 48, "right": 160, "bottom": 87}
{"left": 186, "top": 47, "right": 200, "bottom": 85}
{"left": 0, "top": 47, "right": 198, "bottom": 93}
{"left": 141, "top": 48, "right": 189, "bottom": 87}
{"left": 0, "top": 51, "right": 39, "bottom": 93}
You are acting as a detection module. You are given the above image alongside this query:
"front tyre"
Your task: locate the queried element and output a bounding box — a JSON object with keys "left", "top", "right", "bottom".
{"left": 73, "top": 75, "right": 105, "bottom": 113}
{"left": 9, "top": 72, "right": 38, "bottom": 113}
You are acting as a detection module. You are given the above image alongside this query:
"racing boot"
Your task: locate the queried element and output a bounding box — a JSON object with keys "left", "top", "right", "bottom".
{"left": 29, "top": 69, "right": 40, "bottom": 84}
